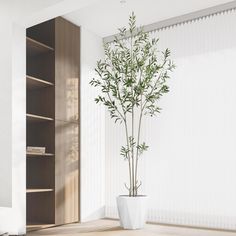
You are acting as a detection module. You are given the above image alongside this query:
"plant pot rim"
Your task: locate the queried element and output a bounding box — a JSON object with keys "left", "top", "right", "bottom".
{"left": 117, "top": 195, "right": 148, "bottom": 198}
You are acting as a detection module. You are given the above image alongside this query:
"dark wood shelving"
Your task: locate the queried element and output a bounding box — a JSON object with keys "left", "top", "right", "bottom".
{"left": 27, "top": 152, "right": 54, "bottom": 157}
{"left": 27, "top": 37, "right": 54, "bottom": 57}
{"left": 27, "top": 223, "right": 55, "bottom": 232}
{"left": 26, "top": 18, "right": 80, "bottom": 230}
{"left": 26, "top": 20, "right": 56, "bottom": 230}
{"left": 27, "top": 189, "right": 54, "bottom": 193}
{"left": 27, "top": 75, "right": 54, "bottom": 90}
{"left": 27, "top": 113, "right": 54, "bottom": 122}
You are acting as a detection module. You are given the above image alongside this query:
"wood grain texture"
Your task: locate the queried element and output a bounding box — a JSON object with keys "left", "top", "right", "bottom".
{"left": 27, "top": 192, "right": 55, "bottom": 224}
{"left": 27, "top": 86, "right": 55, "bottom": 119}
{"left": 27, "top": 219, "right": 236, "bottom": 236}
{"left": 27, "top": 51, "right": 55, "bottom": 83}
{"left": 27, "top": 223, "right": 55, "bottom": 232}
{"left": 27, "top": 157, "right": 54, "bottom": 189}
{"left": 27, "top": 19, "right": 55, "bottom": 49}
{"left": 55, "top": 120, "right": 79, "bottom": 224}
{"left": 26, "top": 17, "right": 80, "bottom": 229}
{"left": 27, "top": 75, "right": 54, "bottom": 90}
{"left": 27, "top": 189, "right": 54, "bottom": 193}
{"left": 27, "top": 122, "right": 55, "bottom": 154}
{"left": 27, "top": 37, "right": 54, "bottom": 57}
{"left": 55, "top": 17, "right": 80, "bottom": 123}
{"left": 27, "top": 152, "right": 54, "bottom": 157}
{"left": 55, "top": 17, "right": 80, "bottom": 225}
{"left": 26, "top": 19, "right": 56, "bottom": 229}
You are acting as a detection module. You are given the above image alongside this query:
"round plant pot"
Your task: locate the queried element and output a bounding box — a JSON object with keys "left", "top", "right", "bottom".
{"left": 116, "top": 195, "right": 148, "bottom": 230}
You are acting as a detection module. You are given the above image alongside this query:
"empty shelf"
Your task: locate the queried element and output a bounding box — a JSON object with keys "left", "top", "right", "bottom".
{"left": 27, "top": 113, "right": 54, "bottom": 122}
{"left": 27, "top": 189, "right": 54, "bottom": 193}
{"left": 27, "top": 75, "right": 54, "bottom": 90}
{"left": 27, "top": 37, "right": 54, "bottom": 57}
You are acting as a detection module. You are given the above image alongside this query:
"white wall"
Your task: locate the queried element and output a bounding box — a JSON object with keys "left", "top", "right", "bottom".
{"left": 0, "top": 22, "right": 26, "bottom": 235}
{"left": 0, "top": 5, "right": 13, "bottom": 208}
{"left": 80, "top": 27, "right": 105, "bottom": 221}
{"left": 105, "top": 10, "right": 236, "bottom": 230}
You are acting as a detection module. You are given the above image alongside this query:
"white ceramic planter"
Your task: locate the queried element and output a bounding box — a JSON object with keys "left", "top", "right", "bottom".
{"left": 117, "top": 195, "right": 148, "bottom": 230}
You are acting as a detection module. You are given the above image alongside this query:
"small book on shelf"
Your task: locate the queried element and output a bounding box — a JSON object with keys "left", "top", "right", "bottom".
{"left": 27, "top": 146, "right": 46, "bottom": 154}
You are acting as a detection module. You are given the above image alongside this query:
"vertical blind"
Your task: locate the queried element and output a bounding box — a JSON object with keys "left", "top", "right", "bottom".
{"left": 105, "top": 9, "right": 236, "bottom": 230}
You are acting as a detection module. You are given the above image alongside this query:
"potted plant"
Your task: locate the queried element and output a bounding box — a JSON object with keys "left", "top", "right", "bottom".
{"left": 90, "top": 13, "right": 175, "bottom": 229}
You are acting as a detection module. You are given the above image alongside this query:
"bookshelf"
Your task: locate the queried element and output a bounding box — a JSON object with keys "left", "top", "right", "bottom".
{"left": 26, "top": 18, "right": 80, "bottom": 232}
{"left": 26, "top": 19, "right": 55, "bottom": 231}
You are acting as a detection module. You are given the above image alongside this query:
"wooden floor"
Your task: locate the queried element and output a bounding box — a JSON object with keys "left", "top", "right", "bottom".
{"left": 27, "top": 219, "right": 236, "bottom": 236}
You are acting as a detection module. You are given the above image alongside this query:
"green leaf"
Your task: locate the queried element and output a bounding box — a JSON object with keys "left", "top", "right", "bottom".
{"left": 137, "top": 142, "right": 149, "bottom": 155}
{"left": 120, "top": 145, "right": 130, "bottom": 160}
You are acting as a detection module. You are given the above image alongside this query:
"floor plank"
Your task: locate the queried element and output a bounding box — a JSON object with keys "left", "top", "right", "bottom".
{"left": 27, "top": 219, "right": 236, "bottom": 236}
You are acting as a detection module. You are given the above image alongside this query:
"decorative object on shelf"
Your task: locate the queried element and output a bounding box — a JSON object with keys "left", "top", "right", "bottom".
{"left": 27, "top": 146, "right": 46, "bottom": 154}
{"left": 90, "top": 12, "right": 175, "bottom": 229}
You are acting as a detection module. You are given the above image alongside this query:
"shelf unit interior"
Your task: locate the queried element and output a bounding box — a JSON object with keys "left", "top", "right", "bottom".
{"left": 27, "top": 75, "right": 54, "bottom": 90}
{"left": 26, "top": 88, "right": 54, "bottom": 118}
{"left": 26, "top": 19, "right": 55, "bottom": 230}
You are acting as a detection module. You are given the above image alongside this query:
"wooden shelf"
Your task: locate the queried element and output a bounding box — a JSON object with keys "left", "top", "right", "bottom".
{"left": 26, "top": 20, "right": 56, "bottom": 228}
{"left": 27, "top": 75, "right": 54, "bottom": 90}
{"left": 27, "top": 113, "right": 54, "bottom": 122}
{"left": 27, "top": 152, "right": 54, "bottom": 157}
{"left": 27, "top": 37, "right": 54, "bottom": 57}
{"left": 27, "top": 188, "right": 54, "bottom": 193}
{"left": 27, "top": 223, "right": 55, "bottom": 232}
{"left": 26, "top": 18, "right": 80, "bottom": 228}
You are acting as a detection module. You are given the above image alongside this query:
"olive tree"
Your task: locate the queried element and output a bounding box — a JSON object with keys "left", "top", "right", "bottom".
{"left": 90, "top": 13, "right": 175, "bottom": 197}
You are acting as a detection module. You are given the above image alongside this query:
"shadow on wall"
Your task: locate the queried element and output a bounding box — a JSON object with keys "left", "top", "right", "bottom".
{"left": 82, "top": 206, "right": 106, "bottom": 222}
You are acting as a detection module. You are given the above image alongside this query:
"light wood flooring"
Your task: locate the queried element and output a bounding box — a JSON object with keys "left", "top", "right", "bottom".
{"left": 27, "top": 219, "right": 236, "bottom": 236}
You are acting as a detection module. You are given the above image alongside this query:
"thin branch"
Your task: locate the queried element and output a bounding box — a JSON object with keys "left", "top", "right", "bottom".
{"left": 107, "top": 92, "right": 125, "bottom": 121}
{"left": 134, "top": 68, "right": 144, "bottom": 195}
{"left": 124, "top": 183, "right": 130, "bottom": 191}
{"left": 135, "top": 93, "right": 143, "bottom": 191}
{"left": 130, "top": 25, "right": 136, "bottom": 197}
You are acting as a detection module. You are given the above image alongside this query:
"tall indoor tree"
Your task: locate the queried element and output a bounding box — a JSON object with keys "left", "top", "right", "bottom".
{"left": 90, "top": 13, "right": 175, "bottom": 197}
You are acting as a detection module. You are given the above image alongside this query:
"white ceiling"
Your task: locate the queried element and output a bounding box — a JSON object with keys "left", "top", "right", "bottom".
{"left": 64, "top": 0, "right": 233, "bottom": 37}
{"left": 1, "top": 0, "right": 63, "bottom": 17}
{"left": 2, "top": 0, "right": 98, "bottom": 28}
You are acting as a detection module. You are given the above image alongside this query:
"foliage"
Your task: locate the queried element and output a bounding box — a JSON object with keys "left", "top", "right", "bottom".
{"left": 90, "top": 13, "right": 175, "bottom": 196}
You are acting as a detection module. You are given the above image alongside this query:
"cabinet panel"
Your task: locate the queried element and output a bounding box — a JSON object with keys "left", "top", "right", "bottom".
{"left": 55, "top": 17, "right": 80, "bottom": 123}
{"left": 55, "top": 120, "right": 79, "bottom": 224}
{"left": 55, "top": 17, "right": 80, "bottom": 225}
